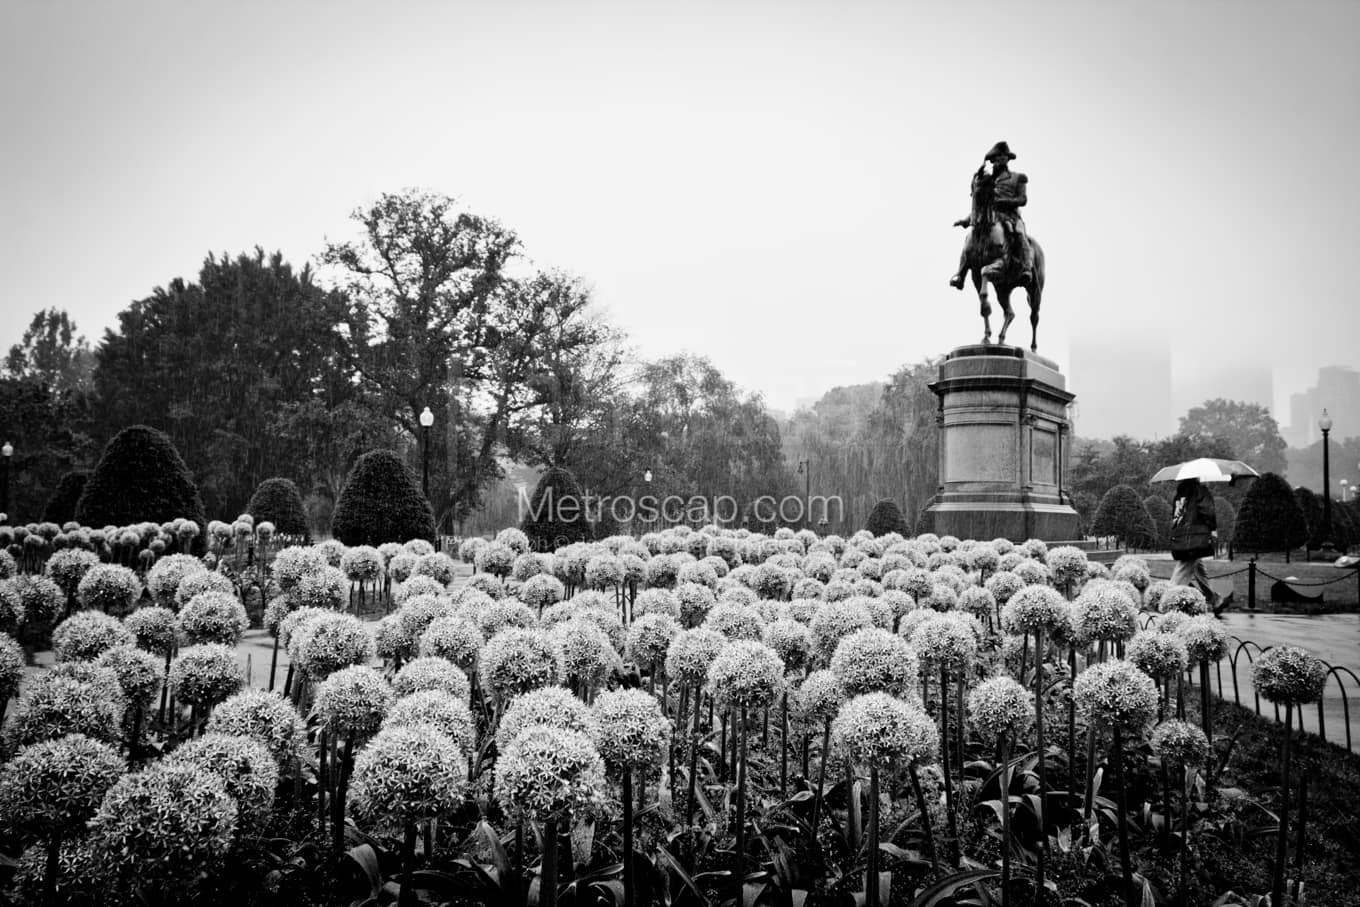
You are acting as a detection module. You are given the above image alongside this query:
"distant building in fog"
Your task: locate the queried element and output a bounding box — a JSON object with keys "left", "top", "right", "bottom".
{"left": 1171, "top": 364, "right": 1274, "bottom": 429}
{"left": 1285, "top": 366, "right": 1360, "bottom": 446}
{"left": 1069, "top": 336, "right": 1171, "bottom": 439}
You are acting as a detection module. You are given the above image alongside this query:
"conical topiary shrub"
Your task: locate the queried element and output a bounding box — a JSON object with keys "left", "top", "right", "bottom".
{"left": 1090, "top": 484, "right": 1157, "bottom": 548}
{"left": 42, "top": 471, "right": 89, "bottom": 525}
{"left": 246, "top": 477, "right": 311, "bottom": 541}
{"left": 1235, "top": 472, "right": 1307, "bottom": 557}
{"left": 74, "top": 426, "right": 206, "bottom": 549}
{"left": 521, "top": 467, "right": 593, "bottom": 552}
{"left": 865, "top": 499, "right": 909, "bottom": 536}
{"left": 331, "top": 450, "right": 435, "bottom": 546}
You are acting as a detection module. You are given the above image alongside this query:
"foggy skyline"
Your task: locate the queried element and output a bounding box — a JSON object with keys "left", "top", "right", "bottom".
{"left": 3, "top": 0, "right": 1357, "bottom": 423}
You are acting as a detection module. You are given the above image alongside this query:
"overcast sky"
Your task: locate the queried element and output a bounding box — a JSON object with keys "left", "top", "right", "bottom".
{"left": 3, "top": 0, "right": 1357, "bottom": 424}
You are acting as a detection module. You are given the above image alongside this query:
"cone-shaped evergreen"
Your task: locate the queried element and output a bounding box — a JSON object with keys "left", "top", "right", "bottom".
{"left": 1143, "top": 494, "right": 1172, "bottom": 547}
{"left": 1091, "top": 484, "right": 1157, "bottom": 548}
{"left": 1236, "top": 473, "right": 1308, "bottom": 555}
{"left": 331, "top": 450, "right": 435, "bottom": 546}
{"left": 521, "top": 466, "right": 593, "bottom": 552}
{"left": 74, "top": 426, "right": 206, "bottom": 539}
{"left": 42, "top": 470, "right": 89, "bottom": 524}
{"left": 247, "top": 477, "right": 311, "bottom": 540}
{"left": 865, "top": 499, "right": 908, "bottom": 536}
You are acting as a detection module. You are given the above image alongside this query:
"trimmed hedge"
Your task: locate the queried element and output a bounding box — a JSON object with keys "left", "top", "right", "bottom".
{"left": 74, "top": 426, "right": 206, "bottom": 545}
{"left": 865, "top": 499, "right": 909, "bottom": 537}
{"left": 1090, "top": 483, "right": 1157, "bottom": 548}
{"left": 521, "top": 467, "right": 593, "bottom": 552}
{"left": 1236, "top": 472, "right": 1308, "bottom": 555}
{"left": 331, "top": 450, "right": 435, "bottom": 546}
{"left": 42, "top": 470, "right": 89, "bottom": 525}
{"left": 247, "top": 477, "right": 311, "bottom": 540}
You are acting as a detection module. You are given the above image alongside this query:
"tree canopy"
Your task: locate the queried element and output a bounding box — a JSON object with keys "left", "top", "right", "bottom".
{"left": 74, "top": 425, "right": 206, "bottom": 537}
{"left": 331, "top": 450, "right": 436, "bottom": 546}
{"left": 1234, "top": 473, "right": 1308, "bottom": 555}
{"left": 1179, "top": 398, "right": 1287, "bottom": 476}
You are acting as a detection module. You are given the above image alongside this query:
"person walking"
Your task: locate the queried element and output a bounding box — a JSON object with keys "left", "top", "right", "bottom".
{"left": 1169, "top": 478, "right": 1225, "bottom": 612}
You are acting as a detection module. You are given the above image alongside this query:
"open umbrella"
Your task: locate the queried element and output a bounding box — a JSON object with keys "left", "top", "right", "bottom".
{"left": 1149, "top": 457, "right": 1260, "bottom": 484}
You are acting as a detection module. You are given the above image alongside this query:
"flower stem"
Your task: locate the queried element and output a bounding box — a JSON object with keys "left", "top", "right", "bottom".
{"left": 1272, "top": 703, "right": 1293, "bottom": 907}
{"left": 867, "top": 763, "right": 881, "bottom": 907}
{"left": 622, "top": 769, "right": 635, "bottom": 907}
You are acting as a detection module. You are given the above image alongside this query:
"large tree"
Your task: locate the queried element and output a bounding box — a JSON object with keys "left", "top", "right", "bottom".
{"left": 1234, "top": 472, "right": 1308, "bottom": 556}
{"left": 0, "top": 376, "right": 93, "bottom": 522}
{"left": 1179, "top": 398, "right": 1287, "bottom": 476}
{"left": 5, "top": 308, "right": 95, "bottom": 396}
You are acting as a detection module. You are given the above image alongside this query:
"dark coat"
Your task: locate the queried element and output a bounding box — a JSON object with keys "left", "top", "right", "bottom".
{"left": 1170, "top": 481, "right": 1217, "bottom": 561}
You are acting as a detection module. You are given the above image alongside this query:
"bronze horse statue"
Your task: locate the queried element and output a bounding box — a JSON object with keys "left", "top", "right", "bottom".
{"left": 952, "top": 174, "right": 1045, "bottom": 351}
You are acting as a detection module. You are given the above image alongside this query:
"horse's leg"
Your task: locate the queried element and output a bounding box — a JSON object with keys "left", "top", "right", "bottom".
{"left": 997, "top": 287, "right": 1015, "bottom": 345}
{"left": 1028, "top": 277, "right": 1042, "bottom": 352}
{"left": 974, "top": 271, "right": 991, "bottom": 344}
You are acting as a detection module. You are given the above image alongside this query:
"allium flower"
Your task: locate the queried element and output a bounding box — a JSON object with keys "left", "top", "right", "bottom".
{"left": 1070, "top": 581, "right": 1140, "bottom": 645}
{"left": 1012, "top": 559, "right": 1051, "bottom": 587}
{"left": 293, "top": 565, "right": 349, "bottom": 610}
{"left": 6, "top": 673, "right": 125, "bottom": 748}
{"left": 479, "top": 627, "right": 563, "bottom": 702}
{"left": 476, "top": 599, "right": 538, "bottom": 638}
{"left": 90, "top": 763, "right": 237, "bottom": 892}
{"left": 495, "top": 685, "right": 599, "bottom": 752}
{"left": 168, "top": 732, "right": 278, "bottom": 832}
{"left": 473, "top": 544, "right": 514, "bottom": 579}
{"left": 958, "top": 586, "right": 996, "bottom": 621}
{"left": 1156, "top": 611, "right": 1190, "bottom": 635}
{"left": 370, "top": 613, "right": 413, "bottom": 662}
{"left": 349, "top": 725, "right": 467, "bottom": 837}
{"left": 417, "top": 615, "right": 483, "bottom": 671}
{"left": 593, "top": 688, "right": 670, "bottom": 771}
{"left": 1252, "top": 645, "right": 1328, "bottom": 705}
{"left": 968, "top": 676, "right": 1035, "bottom": 744}
{"left": 169, "top": 643, "right": 243, "bottom": 708}
{"left": 1179, "top": 615, "right": 1228, "bottom": 664}
{"left": 761, "top": 618, "right": 813, "bottom": 674}
{"left": 296, "top": 612, "right": 376, "bottom": 679}
{"left": 1150, "top": 719, "right": 1211, "bottom": 768}
{"left": 886, "top": 567, "right": 933, "bottom": 602}
{"left": 965, "top": 544, "right": 1001, "bottom": 576}
{"left": 1159, "top": 585, "right": 1208, "bottom": 616}
{"left": 0, "top": 548, "right": 15, "bottom": 580}
{"left": 718, "top": 584, "right": 760, "bottom": 608}
{"left": 554, "top": 618, "right": 621, "bottom": 687}
{"left": 205, "top": 689, "right": 305, "bottom": 767}
{"left": 1126, "top": 631, "right": 1188, "bottom": 682}
{"left": 585, "top": 554, "right": 624, "bottom": 589}
{"left": 830, "top": 628, "right": 920, "bottom": 697}
{"left": 789, "top": 670, "right": 844, "bottom": 730}
{"left": 123, "top": 605, "right": 177, "bottom": 655}
{"left": 1044, "top": 545, "right": 1086, "bottom": 585}
{"left": 984, "top": 571, "right": 1025, "bottom": 607}
{"left": 387, "top": 551, "right": 420, "bottom": 584}
{"left": 95, "top": 645, "right": 162, "bottom": 707}
{"left": 396, "top": 575, "right": 450, "bottom": 606}
{"left": 1001, "top": 585, "right": 1069, "bottom": 635}
{"left": 704, "top": 601, "right": 763, "bottom": 640}
{"left": 177, "top": 590, "right": 249, "bottom": 646}
{"left": 495, "top": 725, "right": 606, "bottom": 821}
{"left": 52, "top": 610, "right": 135, "bottom": 662}
{"left": 753, "top": 562, "right": 795, "bottom": 600}
{"left": 0, "top": 733, "right": 124, "bottom": 839}
{"left": 1073, "top": 659, "right": 1160, "bottom": 735}
{"left": 341, "top": 546, "right": 384, "bottom": 584}
{"left": 674, "top": 581, "right": 717, "bottom": 627}
{"left": 706, "top": 640, "right": 784, "bottom": 710}
{"left": 270, "top": 546, "right": 328, "bottom": 592}
{"left": 315, "top": 665, "right": 392, "bottom": 739}
{"left": 467, "top": 572, "right": 508, "bottom": 599}
{"left": 665, "top": 627, "right": 727, "bottom": 686}
{"left": 809, "top": 601, "right": 874, "bottom": 662}
{"left": 74, "top": 563, "right": 143, "bottom": 615}
{"left": 518, "top": 573, "right": 566, "bottom": 611}
{"left": 677, "top": 560, "right": 720, "bottom": 588}
{"left": 628, "top": 613, "right": 682, "bottom": 670}
{"left": 413, "top": 552, "right": 459, "bottom": 585}
{"left": 495, "top": 527, "right": 530, "bottom": 555}
{"left": 910, "top": 613, "right": 979, "bottom": 674}
{"left": 0, "top": 633, "right": 23, "bottom": 702}
{"left": 457, "top": 537, "right": 486, "bottom": 564}
{"left": 393, "top": 656, "right": 471, "bottom": 702}
{"left": 1144, "top": 580, "right": 1171, "bottom": 612}
{"left": 393, "top": 596, "right": 451, "bottom": 648}
{"left": 44, "top": 548, "right": 102, "bottom": 600}
{"left": 174, "top": 570, "right": 236, "bottom": 611}
{"left": 402, "top": 539, "right": 435, "bottom": 557}
{"left": 832, "top": 692, "right": 938, "bottom": 765}
{"left": 315, "top": 539, "right": 345, "bottom": 566}
{"left": 385, "top": 690, "right": 476, "bottom": 756}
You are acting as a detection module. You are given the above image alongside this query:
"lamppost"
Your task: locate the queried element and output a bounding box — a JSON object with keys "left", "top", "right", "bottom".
{"left": 796, "top": 458, "right": 811, "bottom": 527}
{"left": 1319, "top": 409, "right": 1334, "bottom": 552}
{"left": 1, "top": 441, "right": 11, "bottom": 519}
{"left": 419, "top": 407, "right": 434, "bottom": 501}
{"left": 1342, "top": 479, "right": 1350, "bottom": 504}
{"left": 643, "top": 469, "right": 653, "bottom": 535}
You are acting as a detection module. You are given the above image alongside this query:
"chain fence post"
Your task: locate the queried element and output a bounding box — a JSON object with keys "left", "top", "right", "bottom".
{"left": 1248, "top": 558, "right": 1257, "bottom": 611}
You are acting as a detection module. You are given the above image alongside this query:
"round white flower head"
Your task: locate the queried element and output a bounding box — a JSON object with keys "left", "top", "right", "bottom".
{"left": 494, "top": 725, "right": 606, "bottom": 822}
{"left": 418, "top": 614, "right": 484, "bottom": 670}
{"left": 349, "top": 725, "right": 467, "bottom": 837}
{"left": 387, "top": 551, "right": 420, "bottom": 584}
{"left": 809, "top": 600, "right": 874, "bottom": 663}
{"left": 144, "top": 553, "right": 206, "bottom": 606}
{"left": 635, "top": 588, "right": 680, "bottom": 619}
{"left": 628, "top": 612, "right": 682, "bottom": 670}
{"left": 496, "top": 527, "right": 530, "bottom": 555}
{"left": 1070, "top": 581, "right": 1140, "bottom": 645}
{"left": 402, "top": 539, "right": 436, "bottom": 557}
{"left": 965, "top": 544, "right": 1001, "bottom": 575}
{"left": 762, "top": 618, "right": 813, "bottom": 674}
{"left": 1073, "top": 659, "right": 1160, "bottom": 735}
{"left": 789, "top": 577, "right": 824, "bottom": 603}
{"left": 177, "top": 590, "right": 250, "bottom": 646}
{"left": 1252, "top": 645, "right": 1328, "bottom": 706}
{"left": 857, "top": 558, "right": 884, "bottom": 581}
{"left": 554, "top": 617, "right": 622, "bottom": 687}
{"left": 830, "top": 627, "right": 920, "bottom": 698}
{"left": 471, "top": 544, "right": 514, "bottom": 579}
{"left": 968, "top": 675, "right": 1035, "bottom": 744}
{"left": 675, "top": 581, "right": 717, "bottom": 627}
{"left": 922, "top": 582, "right": 959, "bottom": 613}
{"left": 496, "top": 685, "right": 599, "bottom": 752}
{"left": 931, "top": 565, "right": 968, "bottom": 595}
{"left": 1126, "top": 631, "right": 1189, "bottom": 682}
{"left": 1046, "top": 546, "right": 1088, "bottom": 588}
{"left": 296, "top": 612, "right": 377, "bottom": 680}
{"left": 592, "top": 688, "right": 671, "bottom": 771}
{"left": 1159, "top": 585, "right": 1208, "bottom": 616}
{"left": 0, "top": 633, "right": 23, "bottom": 702}
{"left": 753, "top": 562, "right": 795, "bottom": 600}
{"left": 911, "top": 612, "right": 979, "bottom": 674}
{"left": 512, "top": 552, "right": 552, "bottom": 583}
{"left": 416, "top": 552, "right": 461, "bottom": 585}
{"left": 789, "top": 670, "right": 844, "bottom": 730}
{"left": 340, "top": 545, "right": 383, "bottom": 583}
{"left": 169, "top": 643, "right": 243, "bottom": 708}
{"left": 518, "top": 573, "right": 566, "bottom": 611}
{"left": 293, "top": 565, "right": 349, "bottom": 610}
{"left": 393, "top": 656, "right": 472, "bottom": 702}
{"left": 385, "top": 689, "right": 476, "bottom": 757}
{"left": 984, "top": 570, "right": 1025, "bottom": 606}
{"left": 1012, "top": 559, "right": 1052, "bottom": 587}
{"left": 706, "top": 640, "right": 785, "bottom": 710}
{"left": 52, "top": 610, "right": 135, "bottom": 662}
{"left": 1144, "top": 580, "right": 1171, "bottom": 612}
{"left": 206, "top": 689, "right": 306, "bottom": 767}
{"left": 314, "top": 665, "right": 392, "bottom": 739}
{"left": 1001, "top": 585, "right": 1069, "bottom": 635}
{"left": 665, "top": 627, "right": 727, "bottom": 686}
{"left": 174, "top": 570, "right": 236, "bottom": 611}
{"left": 168, "top": 732, "right": 279, "bottom": 833}
{"left": 76, "top": 563, "right": 143, "bottom": 614}
{"left": 1177, "top": 615, "right": 1228, "bottom": 664}
{"left": 1112, "top": 560, "right": 1151, "bottom": 593}
{"left": 270, "top": 546, "right": 329, "bottom": 592}
{"left": 958, "top": 587, "right": 996, "bottom": 622}
{"left": 832, "top": 692, "right": 938, "bottom": 765}
{"left": 1155, "top": 610, "right": 1190, "bottom": 636}
{"left": 585, "top": 554, "right": 624, "bottom": 589}
{"left": 479, "top": 627, "right": 564, "bottom": 702}
{"left": 998, "top": 554, "right": 1024, "bottom": 573}
{"left": 279, "top": 606, "right": 330, "bottom": 657}
{"left": 6, "top": 672, "right": 125, "bottom": 748}
{"left": 44, "top": 548, "right": 102, "bottom": 600}
{"left": 0, "top": 733, "right": 125, "bottom": 839}
{"left": 374, "top": 613, "right": 418, "bottom": 662}
{"left": 704, "top": 601, "right": 764, "bottom": 640}
{"left": 95, "top": 644, "right": 163, "bottom": 706}
{"left": 1150, "top": 719, "right": 1211, "bottom": 768}
{"left": 90, "top": 763, "right": 237, "bottom": 892}
{"left": 718, "top": 583, "right": 760, "bottom": 608}
{"left": 397, "top": 593, "right": 454, "bottom": 641}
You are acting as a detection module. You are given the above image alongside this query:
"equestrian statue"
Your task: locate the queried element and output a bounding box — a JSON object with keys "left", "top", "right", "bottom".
{"left": 948, "top": 141, "right": 1045, "bottom": 351}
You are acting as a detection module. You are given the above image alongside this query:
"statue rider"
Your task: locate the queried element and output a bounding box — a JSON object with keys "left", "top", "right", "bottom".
{"left": 949, "top": 141, "right": 1034, "bottom": 289}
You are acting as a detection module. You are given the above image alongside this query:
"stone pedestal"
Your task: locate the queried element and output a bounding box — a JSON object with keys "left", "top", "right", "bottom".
{"left": 924, "top": 345, "right": 1080, "bottom": 542}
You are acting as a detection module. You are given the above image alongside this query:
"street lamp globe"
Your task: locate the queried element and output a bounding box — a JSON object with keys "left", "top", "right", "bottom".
{"left": 644, "top": 469, "right": 652, "bottom": 483}
{"left": 419, "top": 407, "right": 434, "bottom": 429}
{"left": 1, "top": 442, "right": 11, "bottom": 458}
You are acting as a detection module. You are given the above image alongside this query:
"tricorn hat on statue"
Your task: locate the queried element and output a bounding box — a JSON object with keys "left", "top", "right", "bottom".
{"left": 983, "top": 141, "right": 1017, "bottom": 161}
